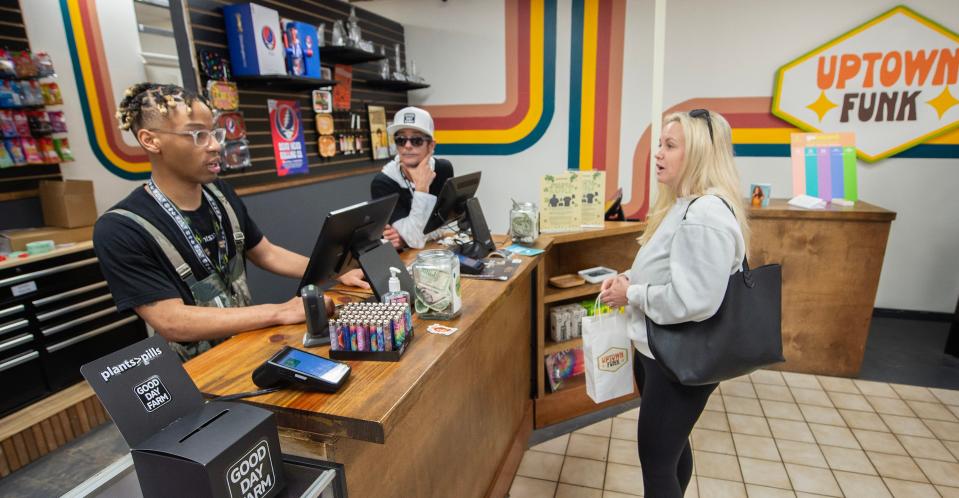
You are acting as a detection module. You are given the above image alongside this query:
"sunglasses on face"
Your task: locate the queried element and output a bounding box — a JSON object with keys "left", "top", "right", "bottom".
{"left": 688, "top": 109, "right": 714, "bottom": 144}
{"left": 394, "top": 135, "right": 431, "bottom": 147}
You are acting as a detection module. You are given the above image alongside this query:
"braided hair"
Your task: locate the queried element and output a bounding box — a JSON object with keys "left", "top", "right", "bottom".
{"left": 115, "top": 83, "right": 209, "bottom": 133}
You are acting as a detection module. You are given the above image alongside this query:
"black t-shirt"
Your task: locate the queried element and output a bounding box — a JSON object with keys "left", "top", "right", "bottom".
{"left": 93, "top": 179, "right": 264, "bottom": 312}
{"left": 370, "top": 159, "right": 454, "bottom": 224}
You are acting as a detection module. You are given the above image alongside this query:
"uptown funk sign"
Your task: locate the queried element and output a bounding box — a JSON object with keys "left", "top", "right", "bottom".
{"left": 772, "top": 6, "right": 959, "bottom": 161}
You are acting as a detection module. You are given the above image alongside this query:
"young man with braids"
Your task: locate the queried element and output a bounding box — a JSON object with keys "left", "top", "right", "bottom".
{"left": 93, "top": 83, "right": 366, "bottom": 361}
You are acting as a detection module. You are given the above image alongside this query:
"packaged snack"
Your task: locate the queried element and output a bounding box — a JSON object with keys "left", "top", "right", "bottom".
{"left": 5, "top": 139, "right": 27, "bottom": 165}
{"left": 20, "top": 137, "right": 41, "bottom": 163}
{"left": 27, "top": 111, "right": 52, "bottom": 135}
{"left": 13, "top": 50, "right": 37, "bottom": 78}
{"left": 41, "top": 82, "right": 62, "bottom": 105}
{"left": 0, "top": 111, "right": 17, "bottom": 138}
{"left": 27, "top": 81, "right": 45, "bottom": 106}
{"left": 33, "top": 52, "right": 56, "bottom": 77}
{"left": 0, "top": 81, "right": 22, "bottom": 108}
{"left": 53, "top": 137, "right": 75, "bottom": 162}
{"left": 48, "top": 111, "right": 67, "bottom": 133}
{"left": 0, "top": 49, "right": 15, "bottom": 77}
{"left": 12, "top": 111, "right": 30, "bottom": 136}
{"left": 0, "top": 142, "right": 13, "bottom": 168}
{"left": 37, "top": 137, "right": 59, "bottom": 163}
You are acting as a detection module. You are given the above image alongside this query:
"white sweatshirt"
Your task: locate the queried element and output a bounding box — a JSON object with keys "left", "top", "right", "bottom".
{"left": 625, "top": 194, "right": 746, "bottom": 358}
{"left": 379, "top": 157, "right": 441, "bottom": 249}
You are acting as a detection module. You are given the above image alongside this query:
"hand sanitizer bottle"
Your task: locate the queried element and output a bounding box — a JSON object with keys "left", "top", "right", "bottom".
{"left": 382, "top": 266, "right": 410, "bottom": 305}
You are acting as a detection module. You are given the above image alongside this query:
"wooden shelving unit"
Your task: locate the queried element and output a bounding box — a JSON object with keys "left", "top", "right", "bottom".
{"left": 533, "top": 222, "right": 646, "bottom": 428}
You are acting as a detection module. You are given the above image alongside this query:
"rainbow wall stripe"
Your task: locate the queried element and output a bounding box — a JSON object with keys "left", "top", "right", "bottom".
{"left": 429, "top": 0, "right": 556, "bottom": 156}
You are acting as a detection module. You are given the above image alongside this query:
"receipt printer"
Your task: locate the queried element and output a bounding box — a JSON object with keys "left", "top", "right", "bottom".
{"left": 81, "top": 336, "right": 286, "bottom": 498}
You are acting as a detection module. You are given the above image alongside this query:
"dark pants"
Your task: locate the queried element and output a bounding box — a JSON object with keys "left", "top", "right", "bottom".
{"left": 633, "top": 351, "right": 718, "bottom": 497}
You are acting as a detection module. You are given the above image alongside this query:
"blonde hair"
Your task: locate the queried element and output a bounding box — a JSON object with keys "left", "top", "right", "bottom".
{"left": 639, "top": 110, "right": 750, "bottom": 252}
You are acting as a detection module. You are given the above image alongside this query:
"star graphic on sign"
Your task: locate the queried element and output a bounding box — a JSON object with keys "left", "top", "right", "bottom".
{"left": 806, "top": 91, "right": 838, "bottom": 122}
{"left": 926, "top": 87, "right": 959, "bottom": 119}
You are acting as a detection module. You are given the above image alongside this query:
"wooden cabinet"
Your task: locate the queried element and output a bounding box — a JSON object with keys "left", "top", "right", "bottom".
{"left": 532, "top": 222, "right": 646, "bottom": 428}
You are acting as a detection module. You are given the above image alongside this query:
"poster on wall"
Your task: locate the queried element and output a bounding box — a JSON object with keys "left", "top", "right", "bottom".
{"left": 790, "top": 133, "right": 857, "bottom": 201}
{"left": 368, "top": 105, "right": 390, "bottom": 160}
{"left": 268, "top": 99, "right": 308, "bottom": 176}
{"left": 332, "top": 64, "right": 352, "bottom": 111}
{"left": 772, "top": 5, "right": 959, "bottom": 162}
{"left": 578, "top": 171, "right": 605, "bottom": 227}
{"left": 540, "top": 173, "right": 581, "bottom": 232}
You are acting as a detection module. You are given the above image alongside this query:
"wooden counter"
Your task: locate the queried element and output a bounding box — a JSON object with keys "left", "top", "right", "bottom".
{"left": 185, "top": 244, "right": 537, "bottom": 498}
{"left": 748, "top": 199, "right": 896, "bottom": 377}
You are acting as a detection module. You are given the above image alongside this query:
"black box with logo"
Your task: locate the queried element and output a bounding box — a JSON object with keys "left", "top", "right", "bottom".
{"left": 81, "top": 335, "right": 286, "bottom": 498}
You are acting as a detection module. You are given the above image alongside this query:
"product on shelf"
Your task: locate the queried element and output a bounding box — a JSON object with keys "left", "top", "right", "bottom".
{"left": 53, "top": 137, "right": 74, "bottom": 162}
{"left": 40, "top": 82, "right": 62, "bottom": 105}
{"left": 37, "top": 137, "right": 58, "bottom": 163}
{"left": 545, "top": 348, "right": 585, "bottom": 392}
{"left": 48, "top": 111, "right": 67, "bottom": 133}
{"left": 33, "top": 52, "right": 56, "bottom": 77}
{"left": 0, "top": 111, "right": 17, "bottom": 137}
{"left": 13, "top": 50, "right": 37, "bottom": 78}
{"left": 207, "top": 80, "right": 239, "bottom": 111}
{"left": 0, "top": 142, "right": 13, "bottom": 167}
{"left": 0, "top": 49, "right": 15, "bottom": 77}
{"left": 4, "top": 138, "right": 27, "bottom": 165}
{"left": 27, "top": 111, "right": 53, "bottom": 135}
{"left": 222, "top": 139, "right": 251, "bottom": 170}
{"left": 0, "top": 81, "right": 18, "bottom": 107}
{"left": 12, "top": 111, "right": 30, "bottom": 136}
{"left": 215, "top": 111, "right": 247, "bottom": 141}
{"left": 20, "top": 137, "right": 41, "bottom": 163}
{"left": 550, "top": 303, "right": 587, "bottom": 342}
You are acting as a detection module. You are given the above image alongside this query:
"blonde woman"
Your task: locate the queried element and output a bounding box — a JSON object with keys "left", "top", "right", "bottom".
{"left": 599, "top": 110, "right": 748, "bottom": 496}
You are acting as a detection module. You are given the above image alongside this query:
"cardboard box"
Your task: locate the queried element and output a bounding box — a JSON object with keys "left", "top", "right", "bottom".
{"left": 0, "top": 225, "right": 93, "bottom": 252}
{"left": 39, "top": 180, "right": 97, "bottom": 228}
{"left": 282, "top": 20, "right": 321, "bottom": 77}
{"left": 81, "top": 336, "right": 286, "bottom": 498}
{"left": 223, "top": 3, "right": 287, "bottom": 77}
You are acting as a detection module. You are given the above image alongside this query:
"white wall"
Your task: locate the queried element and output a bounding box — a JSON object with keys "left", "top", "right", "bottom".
{"left": 367, "top": 0, "right": 958, "bottom": 313}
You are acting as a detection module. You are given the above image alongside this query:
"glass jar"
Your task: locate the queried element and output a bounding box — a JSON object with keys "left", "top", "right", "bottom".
{"left": 510, "top": 201, "right": 539, "bottom": 245}
{"left": 412, "top": 249, "right": 462, "bottom": 320}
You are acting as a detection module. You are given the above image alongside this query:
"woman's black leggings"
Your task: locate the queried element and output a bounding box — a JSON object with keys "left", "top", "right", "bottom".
{"left": 633, "top": 351, "right": 718, "bottom": 497}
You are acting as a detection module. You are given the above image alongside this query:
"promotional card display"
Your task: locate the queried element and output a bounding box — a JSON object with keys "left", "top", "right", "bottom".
{"left": 790, "top": 132, "right": 858, "bottom": 202}
{"left": 80, "top": 336, "right": 286, "bottom": 498}
{"left": 578, "top": 171, "right": 605, "bottom": 227}
{"left": 268, "top": 99, "right": 307, "bottom": 176}
{"left": 222, "top": 2, "right": 286, "bottom": 77}
{"left": 368, "top": 105, "right": 389, "bottom": 160}
{"left": 540, "top": 173, "right": 581, "bottom": 232}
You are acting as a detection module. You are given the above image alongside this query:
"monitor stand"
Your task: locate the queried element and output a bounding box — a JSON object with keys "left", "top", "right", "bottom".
{"left": 357, "top": 241, "right": 415, "bottom": 301}
{"left": 456, "top": 197, "right": 497, "bottom": 260}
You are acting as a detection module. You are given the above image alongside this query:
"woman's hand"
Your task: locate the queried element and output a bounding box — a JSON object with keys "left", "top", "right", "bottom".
{"left": 599, "top": 275, "right": 630, "bottom": 308}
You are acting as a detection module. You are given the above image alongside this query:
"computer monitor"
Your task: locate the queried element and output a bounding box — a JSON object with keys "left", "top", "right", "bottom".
{"left": 298, "top": 194, "right": 414, "bottom": 300}
{"left": 423, "top": 172, "right": 482, "bottom": 234}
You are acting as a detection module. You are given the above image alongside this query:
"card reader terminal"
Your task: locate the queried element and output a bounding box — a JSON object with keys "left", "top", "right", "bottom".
{"left": 252, "top": 346, "right": 350, "bottom": 393}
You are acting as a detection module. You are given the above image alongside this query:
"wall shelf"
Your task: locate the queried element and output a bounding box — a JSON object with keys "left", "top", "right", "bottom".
{"left": 234, "top": 75, "right": 338, "bottom": 89}
{"left": 544, "top": 283, "right": 600, "bottom": 304}
{"left": 320, "top": 46, "right": 385, "bottom": 65}
{"left": 364, "top": 79, "right": 430, "bottom": 91}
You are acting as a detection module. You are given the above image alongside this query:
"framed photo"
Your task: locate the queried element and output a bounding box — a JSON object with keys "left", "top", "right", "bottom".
{"left": 312, "top": 89, "right": 333, "bottom": 113}
{"left": 367, "top": 105, "right": 390, "bottom": 160}
{"left": 749, "top": 183, "right": 771, "bottom": 207}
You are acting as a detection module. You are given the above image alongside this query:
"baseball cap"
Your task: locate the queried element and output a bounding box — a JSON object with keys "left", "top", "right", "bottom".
{"left": 387, "top": 106, "right": 434, "bottom": 139}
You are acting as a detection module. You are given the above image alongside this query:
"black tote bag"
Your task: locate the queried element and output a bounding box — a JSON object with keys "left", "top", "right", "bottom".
{"left": 645, "top": 197, "right": 784, "bottom": 386}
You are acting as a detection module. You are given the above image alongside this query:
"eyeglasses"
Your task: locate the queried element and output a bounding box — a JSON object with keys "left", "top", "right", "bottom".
{"left": 688, "top": 109, "right": 714, "bottom": 144}
{"left": 394, "top": 135, "right": 431, "bottom": 147}
{"left": 148, "top": 128, "right": 226, "bottom": 147}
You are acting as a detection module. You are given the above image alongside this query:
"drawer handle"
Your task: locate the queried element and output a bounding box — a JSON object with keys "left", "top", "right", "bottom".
{"left": 0, "top": 305, "right": 24, "bottom": 320}
{"left": 46, "top": 316, "right": 138, "bottom": 353}
{"left": 32, "top": 281, "right": 109, "bottom": 307}
{"left": 41, "top": 307, "right": 118, "bottom": 337}
{"left": 36, "top": 294, "right": 114, "bottom": 322}
{"left": 0, "top": 333, "right": 33, "bottom": 354}
{"left": 0, "top": 319, "right": 29, "bottom": 337}
{"left": 0, "top": 257, "right": 99, "bottom": 288}
{"left": 0, "top": 350, "right": 39, "bottom": 373}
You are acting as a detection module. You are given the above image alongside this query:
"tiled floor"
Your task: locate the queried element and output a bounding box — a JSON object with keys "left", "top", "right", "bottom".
{"left": 509, "top": 370, "right": 959, "bottom": 497}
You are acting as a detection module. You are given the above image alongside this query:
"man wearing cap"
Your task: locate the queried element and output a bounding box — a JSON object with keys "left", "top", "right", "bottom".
{"left": 370, "top": 106, "right": 454, "bottom": 249}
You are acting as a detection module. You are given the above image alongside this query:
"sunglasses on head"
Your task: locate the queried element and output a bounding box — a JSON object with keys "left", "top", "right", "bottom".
{"left": 394, "top": 135, "right": 431, "bottom": 147}
{"left": 688, "top": 109, "right": 714, "bottom": 144}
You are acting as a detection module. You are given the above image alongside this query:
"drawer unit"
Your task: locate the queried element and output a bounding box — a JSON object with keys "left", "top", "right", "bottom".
{"left": 0, "top": 247, "right": 148, "bottom": 416}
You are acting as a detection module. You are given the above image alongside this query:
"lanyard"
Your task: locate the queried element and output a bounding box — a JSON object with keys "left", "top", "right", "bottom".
{"left": 146, "top": 180, "right": 228, "bottom": 278}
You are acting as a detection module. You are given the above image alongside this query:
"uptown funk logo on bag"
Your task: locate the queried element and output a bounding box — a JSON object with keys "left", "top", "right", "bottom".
{"left": 227, "top": 439, "right": 276, "bottom": 498}
{"left": 598, "top": 348, "right": 628, "bottom": 372}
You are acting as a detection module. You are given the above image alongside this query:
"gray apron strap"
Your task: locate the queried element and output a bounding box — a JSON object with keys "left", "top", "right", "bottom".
{"left": 107, "top": 209, "right": 198, "bottom": 287}
{"left": 204, "top": 183, "right": 245, "bottom": 255}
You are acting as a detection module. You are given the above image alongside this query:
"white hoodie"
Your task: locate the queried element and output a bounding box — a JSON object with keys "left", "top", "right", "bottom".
{"left": 625, "top": 194, "right": 746, "bottom": 358}
{"left": 379, "top": 156, "right": 441, "bottom": 249}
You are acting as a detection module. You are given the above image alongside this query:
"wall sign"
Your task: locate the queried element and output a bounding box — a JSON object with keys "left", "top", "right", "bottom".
{"left": 772, "top": 6, "right": 959, "bottom": 162}
{"left": 268, "top": 99, "right": 307, "bottom": 176}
